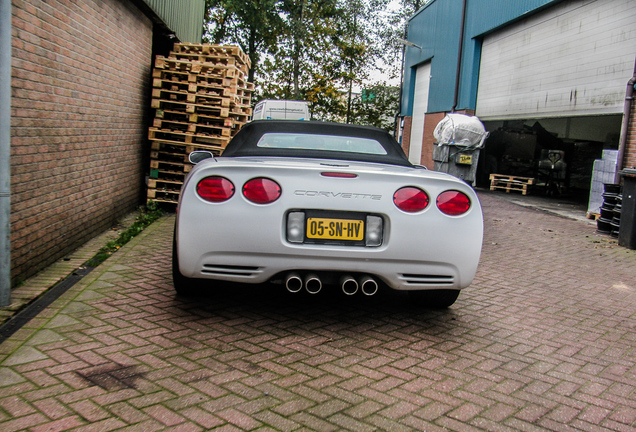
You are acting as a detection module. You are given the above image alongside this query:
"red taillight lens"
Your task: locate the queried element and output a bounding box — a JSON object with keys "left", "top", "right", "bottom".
{"left": 437, "top": 190, "right": 471, "bottom": 216}
{"left": 243, "top": 178, "right": 281, "bottom": 204}
{"left": 321, "top": 172, "right": 358, "bottom": 178}
{"left": 196, "top": 176, "right": 235, "bottom": 202}
{"left": 393, "top": 187, "right": 429, "bottom": 212}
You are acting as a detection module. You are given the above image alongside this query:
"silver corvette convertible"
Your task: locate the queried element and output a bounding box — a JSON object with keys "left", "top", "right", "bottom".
{"left": 173, "top": 120, "right": 483, "bottom": 308}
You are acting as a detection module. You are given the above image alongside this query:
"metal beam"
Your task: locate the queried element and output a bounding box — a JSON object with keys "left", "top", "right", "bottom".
{"left": 0, "top": 0, "right": 11, "bottom": 306}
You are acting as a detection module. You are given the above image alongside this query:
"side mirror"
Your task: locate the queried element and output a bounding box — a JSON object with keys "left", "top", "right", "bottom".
{"left": 189, "top": 151, "right": 214, "bottom": 164}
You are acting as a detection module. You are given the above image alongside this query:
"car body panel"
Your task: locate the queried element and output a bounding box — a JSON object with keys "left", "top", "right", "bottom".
{"left": 175, "top": 124, "right": 484, "bottom": 292}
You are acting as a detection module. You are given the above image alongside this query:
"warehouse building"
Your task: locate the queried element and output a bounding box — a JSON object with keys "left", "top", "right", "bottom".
{"left": 1, "top": 0, "right": 205, "bottom": 289}
{"left": 399, "top": 0, "right": 636, "bottom": 207}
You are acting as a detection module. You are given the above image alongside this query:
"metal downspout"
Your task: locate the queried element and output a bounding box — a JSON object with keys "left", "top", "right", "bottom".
{"left": 614, "top": 57, "right": 636, "bottom": 184}
{"left": 395, "top": 26, "right": 407, "bottom": 139}
{"left": 451, "top": 0, "right": 467, "bottom": 113}
{"left": 0, "top": 0, "right": 11, "bottom": 306}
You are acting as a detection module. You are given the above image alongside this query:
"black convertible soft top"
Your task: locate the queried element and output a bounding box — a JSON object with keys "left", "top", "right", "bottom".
{"left": 221, "top": 120, "right": 413, "bottom": 167}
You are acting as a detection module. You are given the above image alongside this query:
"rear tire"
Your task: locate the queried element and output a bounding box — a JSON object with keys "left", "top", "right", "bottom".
{"left": 408, "top": 289, "right": 460, "bottom": 309}
{"left": 172, "top": 232, "right": 200, "bottom": 297}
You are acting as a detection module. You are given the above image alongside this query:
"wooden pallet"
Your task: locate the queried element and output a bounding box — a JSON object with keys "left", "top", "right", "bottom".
{"left": 155, "top": 109, "right": 235, "bottom": 128}
{"left": 489, "top": 174, "right": 535, "bottom": 195}
{"left": 148, "top": 128, "right": 231, "bottom": 147}
{"left": 152, "top": 69, "right": 253, "bottom": 93}
{"left": 152, "top": 79, "right": 249, "bottom": 99}
{"left": 150, "top": 140, "right": 221, "bottom": 155}
{"left": 154, "top": 56, "right": 246, "bottom": 81}
{"left": 172, "top": 43, "right": 252, "bottom": 69}
{"left": 147, "top": 178, "right": 183, "bottom": 204}
{"left": 151, "top": 98, "right": 228, "bottom": 116}
{"left": 168, "top": 53, "right": 249, "bottom": 75}
{"left": 152, "top": 117, "right": 235, "bottom": 134}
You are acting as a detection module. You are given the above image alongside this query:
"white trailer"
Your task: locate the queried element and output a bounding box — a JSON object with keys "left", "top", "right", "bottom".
{"left": 252, "top": 100, "right": 310, "bottom": 121}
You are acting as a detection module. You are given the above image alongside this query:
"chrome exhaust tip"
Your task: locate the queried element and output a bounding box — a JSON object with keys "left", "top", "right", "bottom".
{"left": 304, "top": 273, "right": 322, "bottom": 294}
{"left": 285, "top": 272, "right": 303, "bottom": 293}
{"left": 360, "top": 276, "right": 379, "bottom": 296}
{"left": 340, "top": 275, "right": 359, "bottom": 296}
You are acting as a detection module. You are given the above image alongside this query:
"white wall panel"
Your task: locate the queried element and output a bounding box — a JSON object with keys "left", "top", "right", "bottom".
{"left": 476, "top": 0, "right": 636, "bottom": 120}
{"left": 409, "top": 62, "right": 431, "bottom": 164}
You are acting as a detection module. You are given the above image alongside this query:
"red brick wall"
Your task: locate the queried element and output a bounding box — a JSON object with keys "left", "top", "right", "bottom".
{"left": 10, "top": 0, "right": 153, "bottom": 283}
{"left": 624, "top": 97, "right": 636, "bottom": 170}
{"left": 400, "top": 116, "right": 412, "bottom": 158}
{"left": 421, "top": 112, "right": 446, "bottom": 168}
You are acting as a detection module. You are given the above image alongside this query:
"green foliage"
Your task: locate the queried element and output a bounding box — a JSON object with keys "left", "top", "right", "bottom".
{"left": 204, "top": 0, "right": 284, "bottom": 82}
{"left": 87, "top": 202, "right": 164, "bottom": 268}
{"left": 351, "top": 82, "right": 400, "bottom": 131}
{"left": 204, "top": 0, "right": 411, "bottom": 127}
{"left": 367, "top": 0, "right": 429, "bottom": 80}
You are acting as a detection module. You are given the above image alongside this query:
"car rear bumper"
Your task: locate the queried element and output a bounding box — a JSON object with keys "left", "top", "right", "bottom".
{"left": 178, "top": 249, "right": 475, "bottom": 291}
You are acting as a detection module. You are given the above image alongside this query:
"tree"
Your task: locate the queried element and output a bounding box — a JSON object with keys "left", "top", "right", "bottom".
{"left": 259, "top": 0, "right": 376, "bottom": 122}
{"left": 261, "top": 0, "right": 340, "bottom": 101}
{"left": 203, "top": 0, "right": 283, "bottom": 83}
{"left": 367, "top": 0, "right": 428, "bottom": 80}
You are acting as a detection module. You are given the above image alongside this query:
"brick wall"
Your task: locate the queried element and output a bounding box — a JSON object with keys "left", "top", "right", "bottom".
{"left": 10, "top": 0, "right": 153, "bottom": 284}
{"left": 421, "top": 112, "right": 445, "bottom": 168}
{"left": 400, "top": 116, "right": 412, "bottom": 159}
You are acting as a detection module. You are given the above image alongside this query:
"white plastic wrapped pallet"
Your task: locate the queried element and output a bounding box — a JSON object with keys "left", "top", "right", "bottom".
{"left": 433, "top": 114, "right": 489, "bottom": 148}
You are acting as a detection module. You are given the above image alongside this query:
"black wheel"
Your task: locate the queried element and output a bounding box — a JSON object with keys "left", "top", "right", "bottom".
{"left": 408, "top": 289, "right": 460, "bottom": 309}
{"left": 172, "top": 231, "right": 201, "bottom": 297}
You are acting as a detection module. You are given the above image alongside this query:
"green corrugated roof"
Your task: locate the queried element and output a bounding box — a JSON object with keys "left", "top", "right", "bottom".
{"left": 143, "top": 0, "right": 206, "bottom": 43}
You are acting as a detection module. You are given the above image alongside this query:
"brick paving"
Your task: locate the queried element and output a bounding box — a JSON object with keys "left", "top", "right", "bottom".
{"left": 0, "top": 212, "right": 139, "bottom": 327}
{"left": 1, "top": 191, "right": 635, "bottom": 431}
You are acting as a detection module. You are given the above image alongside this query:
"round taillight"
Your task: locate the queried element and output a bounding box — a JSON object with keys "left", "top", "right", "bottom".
{"left": 437, "top": 190, "right": 471, "bottom": 216}
{"left": 393, "top": 187, "right": 429, "bottom": 212}
{"left": 196, "top": 176, "right": 235, "bottom": 202}
{"left": 243, "top": 178, "right": 281, "bottom": 204}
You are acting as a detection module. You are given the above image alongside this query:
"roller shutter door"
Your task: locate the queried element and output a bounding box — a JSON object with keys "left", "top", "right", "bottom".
{"left": 409, "top": 62, "right": 431, "bottom": 164}
{"left": 476, "top": 0, "right": 636, "bottom": 120}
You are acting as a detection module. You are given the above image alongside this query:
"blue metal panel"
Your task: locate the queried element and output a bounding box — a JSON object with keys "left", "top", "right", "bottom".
{"left": 401, "top": 0, "right": 564, "bottom": 115}
{"left": 402, "top": 0, "right": 466, "bottom": 116}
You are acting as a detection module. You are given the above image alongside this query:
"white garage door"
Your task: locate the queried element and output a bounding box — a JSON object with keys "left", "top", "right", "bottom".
{"left": 476, "top": 0, "right": 636, "bottom": 120}
{"left": 409, "top": 62, "right": 431, "bottom": 164}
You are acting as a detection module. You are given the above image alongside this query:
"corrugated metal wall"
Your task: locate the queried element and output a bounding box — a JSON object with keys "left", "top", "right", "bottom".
{"left": 144, "top": 0, "right": 206, "bottom": 43}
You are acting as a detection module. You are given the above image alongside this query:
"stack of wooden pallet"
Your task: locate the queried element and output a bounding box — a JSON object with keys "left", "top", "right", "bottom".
{"left": 489, "top": 174, "right": 535, "bottom": 195}
{"left": 147, "top": 43, "right": 253, "bottom": 205}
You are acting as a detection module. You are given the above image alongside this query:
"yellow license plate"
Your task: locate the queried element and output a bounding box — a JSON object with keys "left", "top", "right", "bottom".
{"left": 307, "top": 218, "right": 364, "bottom": 241}
{"left": 458, "top": 154, "right": 473, "bottom": 165}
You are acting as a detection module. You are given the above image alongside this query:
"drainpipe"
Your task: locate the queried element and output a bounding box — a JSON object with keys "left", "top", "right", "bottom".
{"left": 614, "top": 57, "right": 636, "bottom": 184}
{"left": 451, "top": 0, "right": 467, "bottom": 113}
{"left": 395, "top": 25, "right": 409, "bottom": 140}
{"left": 0, "top": 0, "right": 11, "bottom": 306}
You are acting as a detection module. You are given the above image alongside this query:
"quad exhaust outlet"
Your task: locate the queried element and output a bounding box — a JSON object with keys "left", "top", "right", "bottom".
{"left": 360, "top": 275, "right": 379, "bottom": 296}
{"left": 284, "top": 273, "right": 378, "bottom": 296}
{"left": 340, "top": 275, "right": 358, "bottom": 295}
{"left": 304, "top": 273, "right": 322, "bottom": 294}
{"left": 285, "top": 273, "right": 303, "bottom": 293}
